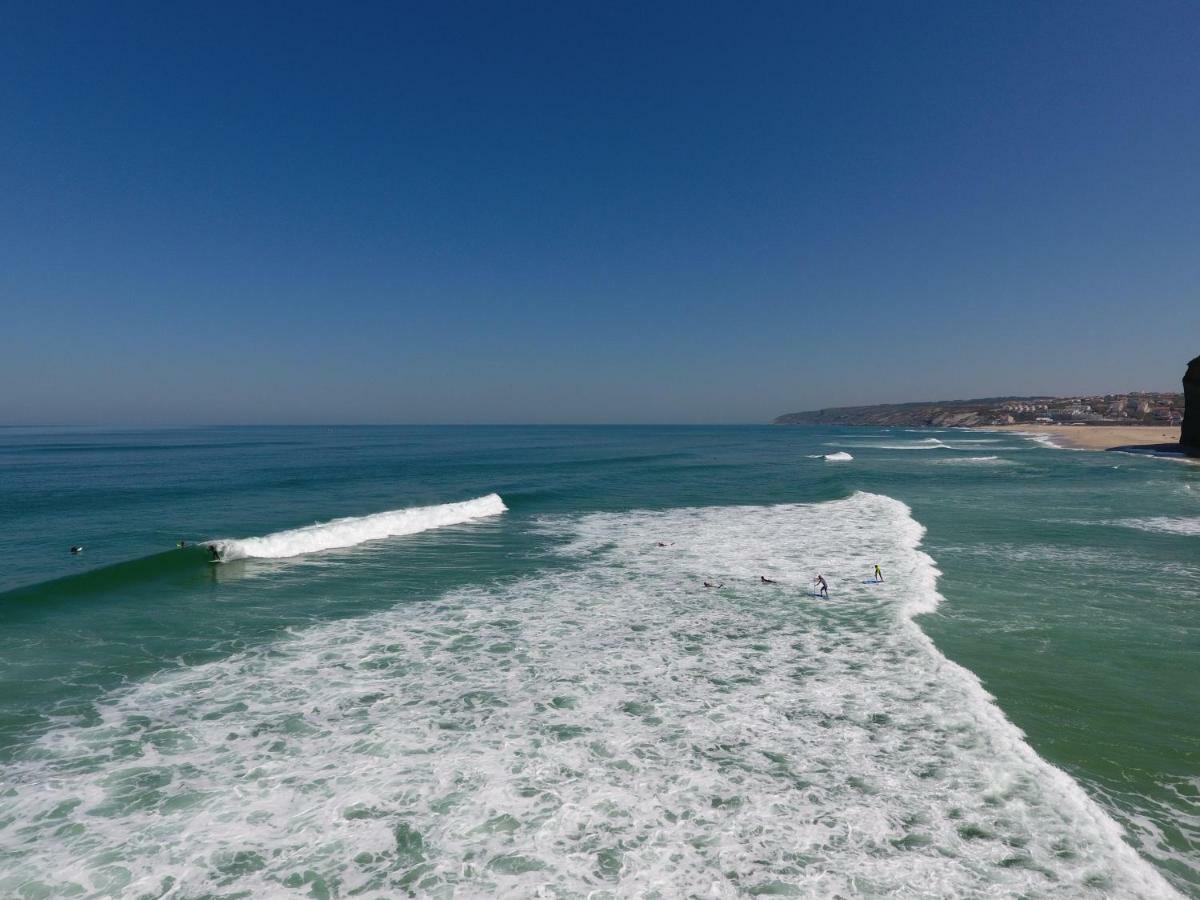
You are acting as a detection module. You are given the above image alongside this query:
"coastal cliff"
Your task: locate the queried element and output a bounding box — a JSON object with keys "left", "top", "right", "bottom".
{"left": 772, "top": 400, "right": 1002, "bottom": 427}
{"left": 1183, "top": 356, "right": 1200, "bottom": 452}
{"left": 772, "top": 392, "right": 1183, "bottom": 428}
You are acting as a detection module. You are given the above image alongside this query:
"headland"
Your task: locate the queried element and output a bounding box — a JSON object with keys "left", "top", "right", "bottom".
{"left": 772, "top": 392, "right": 1183, "bottom": 429}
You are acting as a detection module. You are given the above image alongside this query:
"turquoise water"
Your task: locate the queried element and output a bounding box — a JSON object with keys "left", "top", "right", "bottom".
{"left": 0, "top": 426, "right": 1195, "bottom": 897}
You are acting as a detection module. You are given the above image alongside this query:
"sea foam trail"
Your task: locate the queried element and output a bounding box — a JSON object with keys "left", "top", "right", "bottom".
{"left": 833, "top": 437, "right": 1019, "bottom": 452}
{"left": 0, "top": 494, "right": 1180, "bottom": 897}
{"left": 829, "top": 438, "right": 957, "bottom": 450}
{"left": 1012, "top": 431, "right": 1089, "bottom": 452}
{"left": 931, "top": 455, "right": 1012, "bottom": 465}
{"left": 212, "top": 494, "right": 507, "bottom": 560}
{"left": 1115, "top": 516, "right": 1200, "bottom": 536}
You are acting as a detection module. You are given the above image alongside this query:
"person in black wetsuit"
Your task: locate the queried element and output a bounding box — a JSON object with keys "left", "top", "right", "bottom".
{"left": 815, "top": 574, "right": 828, "bottom": 598}
{"left": 209, "top": 545, "right": 221, "bottom": 561}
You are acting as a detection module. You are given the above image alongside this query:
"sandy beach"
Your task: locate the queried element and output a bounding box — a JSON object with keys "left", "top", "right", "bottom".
{"left": 984, "top": 424, "right": 1182, "bottom": 451}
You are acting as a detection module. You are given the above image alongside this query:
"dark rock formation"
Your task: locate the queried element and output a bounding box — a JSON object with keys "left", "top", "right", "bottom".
{"left": 1183, "top": 356, "right": 1200, "bottom": 452}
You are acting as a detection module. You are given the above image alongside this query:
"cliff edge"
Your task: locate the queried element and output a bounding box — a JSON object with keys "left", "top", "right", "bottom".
{"left": 1183, "top": 356, "right": 1200, "bottom": 452}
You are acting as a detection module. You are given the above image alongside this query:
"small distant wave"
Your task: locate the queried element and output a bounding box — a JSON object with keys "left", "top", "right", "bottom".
{"left": 931, "top": 455, "right": 1012, "bottom": 465}
{"left": 1112, "top": 448, "right": 1197, "bottom": 465}
{"left": 824, "top": 438, "right": 1025, "bottom": 453}
{"left": 1021, "top": 432, "right": 1064, "bottom": 449}
{"left": 822, "top": 451, "right": 853, "bottom": 462}
{"left": 831, "top": 438, "right": 951, "bottom": 450}
{"left": 212, "top": 494, "right": 507, "bottom": 561}
{"left": 1115, "top": 516, "right": 1200, "bottom": 537}
{"left": 1010, "top": 431, "right": 1091, "bottom": 452}
{"left": 521, "top": 452, "right": 693, "bottom": 472}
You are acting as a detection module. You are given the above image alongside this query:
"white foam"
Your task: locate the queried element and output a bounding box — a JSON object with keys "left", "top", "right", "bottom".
{"left": 1026, "top": 432, "right": 1064, "bottom": 448}
{"left": 211, "top": 494, "right": 507, "bottom": 560}
{"left": 1115, "top": 517, "right": 1200, "bottom": 536}
{"left": 1011, "top": 431, "right": 1090, "bottom": 451}
{"left": 832, "top": 437, "right": 1025, "bottom": 453}
{"left": 823, "top": 451, "right": 853, "bottom": 462}
{"left": 930, "top": 455, "right": 1012, "bottom": 465}
{"left": 831, "top": 438, "right": 951, "bottom": 450}
{"left": 833, "top": 438, "right": 1007, "bottom": 451}
{"left": 0, "top": 494, "right": 1180, "bottom": 897}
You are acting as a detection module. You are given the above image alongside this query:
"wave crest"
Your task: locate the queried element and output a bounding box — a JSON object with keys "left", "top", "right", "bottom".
{"left": 212, "top": 494, "right": 507, "bottom": 560}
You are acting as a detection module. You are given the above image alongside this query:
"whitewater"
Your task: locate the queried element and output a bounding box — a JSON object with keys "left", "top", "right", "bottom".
{"left": 211, "top": 494, "right": 507, "bottom": 560}
{"left": 0, "top": 493, "right": 1177, "bottom": 898}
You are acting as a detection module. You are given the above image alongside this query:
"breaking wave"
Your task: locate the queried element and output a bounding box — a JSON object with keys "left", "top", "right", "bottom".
{"left": 1011, "top": 432, "right": 1087, "bottom": 452}
{"left": 212, "top": 494, "right": 507, "bottom": 561}
{"left": 0, "top": 493, "right": 1177, "bottom": 897}
{"left": 830, "top": 437, "right": 953, "bottom": 450}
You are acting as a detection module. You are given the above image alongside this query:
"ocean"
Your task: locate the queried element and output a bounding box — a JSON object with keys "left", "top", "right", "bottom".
{"left": 0, "top": 425, "right": 1195, "bottom": 898}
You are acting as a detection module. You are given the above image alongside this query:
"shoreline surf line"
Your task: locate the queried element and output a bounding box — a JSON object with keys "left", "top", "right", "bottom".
{"left": 978, "top": 424, "right": 1190, "bottom": 455}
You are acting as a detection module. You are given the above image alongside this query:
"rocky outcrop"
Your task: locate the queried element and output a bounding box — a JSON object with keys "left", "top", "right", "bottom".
{"left": 1183, "top": 356, "right": 1200, "bottom": 452}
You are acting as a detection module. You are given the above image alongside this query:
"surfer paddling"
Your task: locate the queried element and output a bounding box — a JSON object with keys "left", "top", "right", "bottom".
{"left": 760, "top": 576, "right": 777, "bottom": 585}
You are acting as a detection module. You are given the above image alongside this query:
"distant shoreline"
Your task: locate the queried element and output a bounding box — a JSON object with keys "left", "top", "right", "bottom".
{"left": 772, "top": 393, "right": 1183, "bottom": 429}
{"left": 979, "top": 424, "right": 1197, "bottom": 462}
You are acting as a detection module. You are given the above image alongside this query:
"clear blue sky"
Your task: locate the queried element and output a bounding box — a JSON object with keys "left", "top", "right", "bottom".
{"left": 2, "top": 1, "right": 1197, "bottom": 424}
